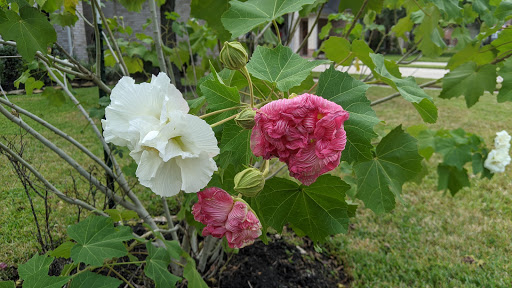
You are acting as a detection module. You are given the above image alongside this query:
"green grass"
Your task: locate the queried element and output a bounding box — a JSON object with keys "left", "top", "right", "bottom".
{"left": 328, "top": 87, "right": 512, "bottom": 287}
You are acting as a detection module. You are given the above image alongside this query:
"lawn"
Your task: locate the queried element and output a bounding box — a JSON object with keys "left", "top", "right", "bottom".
{"left": 0, "top": 85, "right": 511, "bottom": 287}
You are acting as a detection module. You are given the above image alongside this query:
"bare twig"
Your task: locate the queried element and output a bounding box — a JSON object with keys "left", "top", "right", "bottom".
{"left": 148, "top": 0, "right": 168, "bottom": 74}
{"left": 93, "top": 0, "right": 129, "bottom": 76}
{"left": 0, "top": 141, "right": 108, "bottom": 216}
{"left": 344, "top": 0, "right": 369, "bottom": 39}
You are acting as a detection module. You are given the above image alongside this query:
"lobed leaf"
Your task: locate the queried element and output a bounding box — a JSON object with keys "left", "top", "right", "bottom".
{"left": 354, "top": 126, "right": 423, "bottom": 214}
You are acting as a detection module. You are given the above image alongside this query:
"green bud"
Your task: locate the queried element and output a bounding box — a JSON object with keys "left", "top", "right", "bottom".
{"left": 234, "top": 168, "right": 265, "bottom": 197}
{"left": 235, "top": 108, "right": 256, "bottom": 129}
{"left": 220, "top": 41, "right": 248, "bottom": 70}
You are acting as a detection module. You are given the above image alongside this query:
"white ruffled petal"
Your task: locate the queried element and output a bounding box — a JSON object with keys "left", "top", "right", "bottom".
{"left": 176, "top": 153, "right": 218, "bottom": 193}
{"left": 136, "top": 150, "right": 183, "bottom": 197}
{"left": 150, "top": 73, "right": 189, "bottom": 118}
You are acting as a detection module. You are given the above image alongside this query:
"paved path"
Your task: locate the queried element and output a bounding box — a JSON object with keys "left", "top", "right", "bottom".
{"left": 313, "top": 62, "right": 504, "bottom": 83}
{"left": 313, "top": 64, "right": 449, "bottom": 79}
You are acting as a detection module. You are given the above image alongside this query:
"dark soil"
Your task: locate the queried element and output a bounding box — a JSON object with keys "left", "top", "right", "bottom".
{"left": 211, "top": 236, "right": 351, "bottom": 288}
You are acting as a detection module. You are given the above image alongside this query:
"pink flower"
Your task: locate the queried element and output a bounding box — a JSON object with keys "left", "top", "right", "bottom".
{"left": 251, "top": 93, "right": 349, "bottom": 185}
{"left": 192, "top": 187, "right": 233, "bottom": 226}
{"left": 225, "top": 202, "right": 262, "bottom": 249}
{"left": 0, "top": 262, "right": 6, "bottom": 270}
{"left": 192, "top": 188, "right": 262, "bottom": 248}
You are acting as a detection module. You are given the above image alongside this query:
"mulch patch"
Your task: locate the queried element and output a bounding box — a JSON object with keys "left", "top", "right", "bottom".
{"left": 210, "top": 236, "right": 351, "bottom": 288}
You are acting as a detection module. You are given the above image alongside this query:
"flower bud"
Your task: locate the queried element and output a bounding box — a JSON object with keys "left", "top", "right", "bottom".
{"left": 233, "top": 168, "right": 265, "bottom": 197}
{"left": 220, "top": 41, "right": 248, "bottom": 70}
{"left": 235, "top": 108, "right": 256, "bottom": 129}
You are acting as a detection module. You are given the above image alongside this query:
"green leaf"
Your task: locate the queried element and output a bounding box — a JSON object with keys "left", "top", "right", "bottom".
{"left": 0, "top": 7, "right": 56, "bottom": 61}
{"left": 64, "top": 0, "right": 78, "bottom": 14}
{"left": 69, "top": 271, "right": 123, "bottom": 288}
{"left": 392, "top": 15, "right": 414, "bottom": 40}
{"left": 183, "top": 258, "right": 208, "bottom": 288}
{"left": 117, "top": 0, "right": 146, "bottom": 12}
{"left": 50, "top": 11, "right": 78, "bottom": 26}
{"left": 439, "top": 62, "right": 496, "bottom": 108}
{"left": 42, "top": 87, "right": 66, "bottom": 107}
{"left": 200, "top": 66, "right": 240, "bottom": 111}
{"left": 370, "top": 54, "right": 438, "bottom": 123}
{"left": 191, "top": 0, "right": 231, "bottom": 41}
{"left": 187, "top": 96, "right": 207, "bottom": 115}
{"left": 124, "top": 56, "right": 144, "bottom": 74}
{"left": 0, "top": 281, "right": 14, "bottom": 288}
{"left": 221, "top": 0, "right": 316, "bottom": 38}
{"left": 246, "top": 45, "right": 328, "bottom": 92}
{"left": 446, "top": 42, "right": 495, "bottom": 70}
{"left": 48, "top": 241, "right": 75, "bottom": 258}
{"left": 435, "top": 136, "right": 473, "bottom": 169}
{"left": 42, "top": 0, "right": 63, "bottom": 13}
{"left": 289, "top": 73, "right": 315, "bottom": 94}
{"left": 354, "top": 126, "right": 423, "bottom": 214}
{"left": 437, "top": 164, "right": 470, "bottom": 195}
{"left": 498, "top": 57, "right": 512, "bottom": 103}
{"left": 252, "top": 175, "right": 352, "bottom": 242}
{"left": 18, "top": 254, "right": 70, "bottom": 288}
{"left": 413, "top": 6, "right": 446, "bottom": 57}
{"left": 494, "top": 1, "right": 512, "bottom": 20}
{"left": 316, "top": 66, "right": 378, "bottom": 163}
{"left": 68, "top": 215, "right": 134, "bottom": 266}
{"left": 319, "top": 36, "right": 353, "bottom": 65}
{"left": 218, "top": 121, "right": 257, "bottom": 170}
{"left": 428, "top": 0, "right": 462, "bottom": 20}
{"left": 491, "top": 28, "right": 512, "bottom": 55}
{"left": 144, "top": 243, "right": 181, "bottom": 288}
{"left": 339, "top": 0, "right": 384, "bottom": 14}
{"left": 163, "top": 239, "right": 183, "bottom": 260}
{"left": 24, "top": 77, "right": 44, "bottom": 96}
{"left": 471, "top": 0, "right": 497, "bottom": 25}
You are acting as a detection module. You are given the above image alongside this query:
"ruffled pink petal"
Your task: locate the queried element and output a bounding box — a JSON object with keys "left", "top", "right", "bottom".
{"left": 192, "top": 187, "right": 233, "bottom": 226}
{"left": 202, "top": 225, "right": 227, "bottom": 238}
{"left": 251, "top": 93, "right": 349, "bottom": 185}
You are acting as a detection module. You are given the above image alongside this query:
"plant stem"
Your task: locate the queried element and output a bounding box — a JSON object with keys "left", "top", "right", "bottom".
{"left": 199, "top": 106, "right": 242, "bottom": 119}
{"left": 161, "top": 197, "right": 178, "bottom": 241}
{"left": 108, "top": 265, "right": 135, "bottom": 288}
{"left": 241, "top": 67, "right": 255, "bottom": 107}
{"left": 370, "top": 79, "right": 441, "bottom": 106}
{"left": 93, "top": 0, "right": 129, "bottom": 76}
{"left": 148, "top": 0, "right": 168, "bottom": 74}
{"left": 210, "top": 113, "right": 239, "bottom": 128}
{"left": 273, "top": 19, "right": 282, "bottom": 44}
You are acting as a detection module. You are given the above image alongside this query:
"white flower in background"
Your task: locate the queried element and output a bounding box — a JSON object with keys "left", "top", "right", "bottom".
{"left": 494, "top": 130, "right": 511, "bottom": 150}
{"left": 484, "top": 149, "right": 511, "bottom": 173}
{"left": 484, "top": 130, "right": 511, "bottom": 174}
{"left": 102, "top": 73, "right": 219, "bottom": 197}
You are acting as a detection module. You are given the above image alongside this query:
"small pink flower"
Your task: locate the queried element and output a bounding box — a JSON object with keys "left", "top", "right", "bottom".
{"left": 225, "top": 202, "right": 262, "bottom": 249}
{"left": 192, "top": 188, "right": 262, "bottom": 248}
{"left": 251, "top": 93, "right": 349, "bottom": 185}
{"left": 0, "top": 262, "right": 7, "bottom": 270}
{"left": 192, "top": 187, "right": 233, "bottom": 226}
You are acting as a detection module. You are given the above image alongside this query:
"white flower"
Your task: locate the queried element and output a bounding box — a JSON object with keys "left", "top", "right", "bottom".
{"left": 484, "top": 148, "right": 511, "bottom": 173}
{"left": 494, "top": 130, "right": 511, "bottom": 150}
{"left": 102, "top": 73, "right": 219, "bottom": 197}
